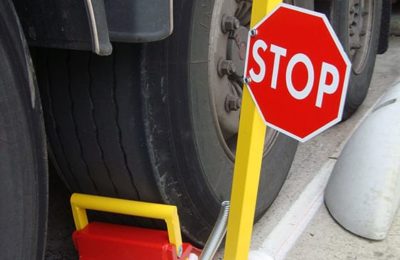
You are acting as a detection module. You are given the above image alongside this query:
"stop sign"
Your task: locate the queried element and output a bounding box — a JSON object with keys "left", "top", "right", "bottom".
{"left": 244, "top": 4, "right": 351, "bottom": 142}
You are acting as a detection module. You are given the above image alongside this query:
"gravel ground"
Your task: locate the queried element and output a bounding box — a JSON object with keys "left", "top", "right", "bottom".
{"left": 45, "top": 167, "right": 77, "bottom": 260}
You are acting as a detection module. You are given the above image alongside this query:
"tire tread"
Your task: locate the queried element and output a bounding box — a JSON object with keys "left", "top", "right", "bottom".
{"left": 36, "top": 45, "right": 163, "bottom": 204}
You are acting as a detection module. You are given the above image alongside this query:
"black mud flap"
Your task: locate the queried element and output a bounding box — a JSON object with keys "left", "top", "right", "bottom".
{"left": 13, "top": 0, "right": 173, "bottom": 55}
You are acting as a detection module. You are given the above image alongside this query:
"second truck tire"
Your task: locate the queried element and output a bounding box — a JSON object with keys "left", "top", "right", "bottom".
{"left": 316, "top": 0, "right": 382, "bottom": 119}
{"left": 35, "top": 0, "right": 298, "bottom": 245}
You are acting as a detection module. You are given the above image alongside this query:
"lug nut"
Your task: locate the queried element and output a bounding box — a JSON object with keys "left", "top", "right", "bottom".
{"left": 221, "top": 15, "right": 240, "bottom": 33}
{"left": 225, "top": 95, "right": 241, "bottom": 112}
{"left": 218, "top": 59, "right": 237, "bottom": 77}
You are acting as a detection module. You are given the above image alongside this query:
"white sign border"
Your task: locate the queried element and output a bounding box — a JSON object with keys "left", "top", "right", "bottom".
{"left": 243, "top": 3, "right": 352, "bottom": 142}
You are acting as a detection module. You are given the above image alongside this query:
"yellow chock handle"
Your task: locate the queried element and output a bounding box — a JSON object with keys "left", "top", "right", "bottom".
{"left": 70, "top": 193, "right": 183, "bottom": 257}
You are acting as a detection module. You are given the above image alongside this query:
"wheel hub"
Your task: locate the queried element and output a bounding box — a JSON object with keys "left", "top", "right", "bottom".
{"left": 227, "top": 25, "right": 249, "bottom": 83}
{"left": 209, "top": 0, "right": 279, "bottom": 160}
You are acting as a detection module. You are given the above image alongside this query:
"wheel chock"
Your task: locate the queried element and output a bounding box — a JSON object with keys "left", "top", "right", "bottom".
{"left": 72, "top": 223, "right": 198, "bottom": 260}
{"left": 325, "top": 82, "right": 400, "bottom": 240}
{"left": 70, "top": 193, "right": 201, "bottom": 260}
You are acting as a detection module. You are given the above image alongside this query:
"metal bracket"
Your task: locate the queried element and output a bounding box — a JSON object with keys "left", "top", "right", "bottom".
{"left": 84, "top": 0, "right": 112, "bottom": 55}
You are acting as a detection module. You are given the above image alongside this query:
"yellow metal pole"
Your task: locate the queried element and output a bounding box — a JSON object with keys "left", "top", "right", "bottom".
{"left": 223, "top": 1, "right": 282, "bottom": 259}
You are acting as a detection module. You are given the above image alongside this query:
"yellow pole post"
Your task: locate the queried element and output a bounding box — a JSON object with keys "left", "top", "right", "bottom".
{"left": 223, "top": 1, "right": 282, "bottom": 259}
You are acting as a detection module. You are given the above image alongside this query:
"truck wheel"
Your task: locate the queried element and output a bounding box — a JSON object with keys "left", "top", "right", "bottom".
{"left": 316, "top": 0, "right": 382, "bottom": 119}
{"left": 0, "top": 1, "right": 48, "bottom": 259}
{"left": 35, "top": 0, "right": 298, "bottom": 246}
{"left": 141, "top": 0, "right": 298, "bottom": 244}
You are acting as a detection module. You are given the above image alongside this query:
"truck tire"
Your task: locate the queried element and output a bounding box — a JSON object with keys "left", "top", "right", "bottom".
{"left": 141, "top": 0, "right": 298, "bottom": 244}
{"left": 0, "top": 1, "right": 48, "bottom": 259}
{"left": 316, "top": 0, "right": 382, "bottom": 119}
{"left": 35, "top": 0, "right": 298, "bottom": 245}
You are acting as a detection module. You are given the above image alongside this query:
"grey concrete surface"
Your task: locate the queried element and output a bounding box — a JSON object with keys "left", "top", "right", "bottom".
{"left": 212, "top": 36, "right": 400, "bottom": 260}
{"left": 285, "top": 37, "right": 400, "bottom": 260}
{"left": 247, "top": 36, "right": 400, "bottom": 260}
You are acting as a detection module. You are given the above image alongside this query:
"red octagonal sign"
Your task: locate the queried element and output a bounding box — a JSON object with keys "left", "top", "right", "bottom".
{"left": 244, "top": 4, "right": 351, "bottom": 142}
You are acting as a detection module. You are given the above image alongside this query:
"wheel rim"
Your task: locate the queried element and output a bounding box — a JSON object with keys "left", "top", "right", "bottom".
{"left": 348, "top": 0, "right": 374, "bottom": 74}
{"left": 208, "top": 0, "right": 279, "bottom": 161}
